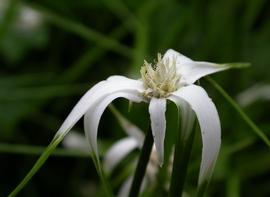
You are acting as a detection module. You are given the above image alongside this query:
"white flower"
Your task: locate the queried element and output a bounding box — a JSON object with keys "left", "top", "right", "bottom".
{"left": 55, "top": 49, "right": 230, "bottom": 186}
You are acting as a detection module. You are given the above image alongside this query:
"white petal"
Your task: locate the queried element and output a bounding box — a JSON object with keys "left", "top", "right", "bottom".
{"left": 117, "top": 176, "right": 148, "bottom": 197}
{"left": 84, "top": 91, "right": 144, "bottom": 164}
{"left": 178, "top": 61, "right": 228, "bottom": 84}
{"left": 163, "top": 49, "right": 193, "bottom": 64}
{"left": 62, "top": 131, "right": 89, "bottom": 151}
{"left": 163, "top": 49, "right": 228, "bottom": 84}
{"left": 118, "top": 176, "right": 133, "bottom": 197}
{"left": 54, "top": 76, "right": 144, "bottom": 139}
{"left": 103, "top": 137, "right": 139, "bottom": 172}
{"left": 149, "top": 98, "right": 167, "bottom": 166}
{"left": 169, "top": 85, "right": 221, "bottom": 185}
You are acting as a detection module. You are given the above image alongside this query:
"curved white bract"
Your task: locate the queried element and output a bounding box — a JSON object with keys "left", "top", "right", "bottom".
{"left": 103, "top": 137, "right": 139, "bottom": 172}
{"left": 163, "top": 49, "right": 228, "bottom": 85}
{"left": 84, "top": 91, "right": 144, "bottom": 167}
{"left": 149, "top": 98, "right": 167, "bottom": 166}
{"left": 170, "top": 85, "right": 221, "bottom": 185}
{"left": 55, "top": 76, "right": 144, "bottom": 138}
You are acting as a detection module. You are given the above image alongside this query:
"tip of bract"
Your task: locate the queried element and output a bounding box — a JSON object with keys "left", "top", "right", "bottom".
{"left": 225, "top": 62, "right": 251, "bottom": 69}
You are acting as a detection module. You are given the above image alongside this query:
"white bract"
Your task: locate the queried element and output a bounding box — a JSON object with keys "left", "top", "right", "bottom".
{"left": 63, "top": 127, "right": 168, "bottom": 197}
{"left": 102, "top": 112, "right": 166, "bottom": 197}
{"left": 55, "top": 49, "right": 230, "bottom": 186}
{"left": 237, "top": 83, "right": 270, "bottom": 107}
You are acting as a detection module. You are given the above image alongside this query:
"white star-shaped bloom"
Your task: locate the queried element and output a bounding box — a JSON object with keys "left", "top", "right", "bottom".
{"left": 55, "top": 49, "right": 230, "bottom": 186}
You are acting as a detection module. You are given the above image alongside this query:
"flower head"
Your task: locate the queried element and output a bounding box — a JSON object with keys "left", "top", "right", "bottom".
{"left": 55, "top": 49, "right": 231, "bottom": 187}
{"left": 141, "top": 53, "right": 180, "bottom": 98}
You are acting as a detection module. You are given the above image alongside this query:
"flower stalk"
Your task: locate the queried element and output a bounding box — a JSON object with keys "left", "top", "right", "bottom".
{"left": 128, "top": 126, "right": 153, "bottom": 197}
{"left": 169, "top": 121, "right": 196, "bottom": 197}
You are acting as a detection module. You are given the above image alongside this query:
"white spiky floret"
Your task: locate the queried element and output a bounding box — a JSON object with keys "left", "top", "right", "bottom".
{"left": 140, "top": 53, "right": 181, "bottom": 98}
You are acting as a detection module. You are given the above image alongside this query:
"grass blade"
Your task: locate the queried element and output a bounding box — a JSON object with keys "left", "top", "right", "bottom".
{"left": 206, "top": 77, "right": 270, "bottom": 148}
{"left": 27, "top": 3, "right": 133, "bottom": 57}
{"left": 7, "top": 136, "right": 63, "bottom": 197}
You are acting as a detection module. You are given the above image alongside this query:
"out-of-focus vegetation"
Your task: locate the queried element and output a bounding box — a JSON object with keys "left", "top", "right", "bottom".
{"left": 0, "top": 0, "right": 269, "bottom": 196}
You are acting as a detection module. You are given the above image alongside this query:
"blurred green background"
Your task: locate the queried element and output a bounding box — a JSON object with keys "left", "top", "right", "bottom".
{"left": 0, "top": 0, "right": 270, "bottom": 196}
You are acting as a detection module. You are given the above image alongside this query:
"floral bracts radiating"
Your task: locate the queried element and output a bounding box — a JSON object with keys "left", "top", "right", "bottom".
{"left": 55, "top": 49, "right": 229, "bottom": 187}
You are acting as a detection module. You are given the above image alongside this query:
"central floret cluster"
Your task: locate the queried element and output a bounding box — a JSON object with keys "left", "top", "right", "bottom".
{"left": 140, "top": 53, "right": 181, "bottom": 98}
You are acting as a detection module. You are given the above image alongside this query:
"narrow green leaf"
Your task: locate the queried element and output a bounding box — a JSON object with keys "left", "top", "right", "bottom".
{"left": 8, "top": 136, "right": 64, "bottom": 197}
{"left": 26, "top": 3, "right": 133, "bottom": 58}
{"left": 102, "top": 0, "right": 140, "bottom": 30}
{"left": 91, "top": 154, "right": 114, "bottom": 197}
{"left": 0, "top": 84, "right": 90, "bottom": 100}
{"left": 0, "top": 73, "right": 55, "bottom": 87}
{"left": 7, "top": 135, "right": 113, "bottom": 197}
{"left": 60, "top": 11, "right": 132, "bottom": 83}
{"left": 226, "top": 173, "right": 240, "bottom": 197}
{"left": 0, "top": 0, "right": 17, "bottom": 43}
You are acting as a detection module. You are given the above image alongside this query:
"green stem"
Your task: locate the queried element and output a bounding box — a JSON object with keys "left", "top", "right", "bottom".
{"left": 91, "top": 155, "right": 114, "bottom": 197}
{"left": 226, "top": 172, "right": 240, "bottom": 197}
{"left": 128, "top": 127, "right": 153, "bottom": 197}
{"left": 206, "top": 77, "right": 270, "bottom": 148}
{"left": 8, "top": 136, "right": 64, "bottom": 197}
{"left": 169, "top": 123, "right": 196, "bottom": 197}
